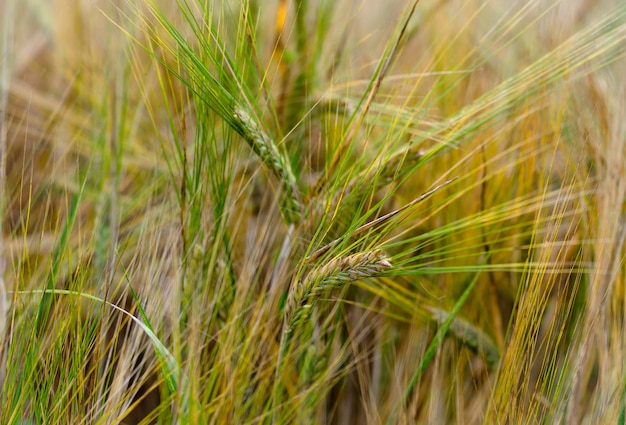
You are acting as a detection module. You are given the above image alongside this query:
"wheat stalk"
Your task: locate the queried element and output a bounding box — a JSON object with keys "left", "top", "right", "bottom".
{"left": 233, "top": 106, "right": 301, "bottom": 223}
{"left": 284, "top": 250, "right": 392, "bottom": 332}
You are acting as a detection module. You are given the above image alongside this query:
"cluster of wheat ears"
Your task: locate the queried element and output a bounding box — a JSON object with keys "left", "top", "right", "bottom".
{"left": 1, "top": 0, "right": 625, "bottom": 424}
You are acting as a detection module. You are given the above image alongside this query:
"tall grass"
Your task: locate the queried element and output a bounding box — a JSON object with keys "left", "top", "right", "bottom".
{"left": 1, "top": 0, "right": 625, "bottom": 424}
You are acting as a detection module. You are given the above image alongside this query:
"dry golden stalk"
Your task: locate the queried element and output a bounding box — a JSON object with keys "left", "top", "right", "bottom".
{"left": 233, "top": 106, "right": 301, "bottom": 223}
{"left": 284, "top": 250, "right": 392, "bottom": 332}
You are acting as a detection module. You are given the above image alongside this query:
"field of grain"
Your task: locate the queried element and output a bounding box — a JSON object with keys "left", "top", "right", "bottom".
{"left": 1, "top": 1, "right": 625, "bottom": 424}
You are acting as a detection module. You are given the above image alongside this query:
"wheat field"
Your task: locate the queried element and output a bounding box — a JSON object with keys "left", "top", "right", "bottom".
{"left": 1, "top": 0, "right": 625, "bottom": 424}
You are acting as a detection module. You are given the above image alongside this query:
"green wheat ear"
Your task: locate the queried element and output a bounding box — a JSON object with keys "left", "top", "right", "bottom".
{"left": 284, "top": 250, "right": 392, "bottom": 333}
{"left": 233, "top": 106, "right": 302, "bottom": 223}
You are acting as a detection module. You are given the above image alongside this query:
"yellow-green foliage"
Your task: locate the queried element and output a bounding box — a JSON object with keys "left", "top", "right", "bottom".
{"left": 1, "top": 0, "right": 625, "bottom": 424}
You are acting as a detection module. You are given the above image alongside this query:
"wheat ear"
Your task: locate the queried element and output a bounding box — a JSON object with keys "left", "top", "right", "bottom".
{"left": 284, "top": 250, "right": 392, "bottom": 332}
{"left": 233, "top": 106, "right": 301, "bottom": 223}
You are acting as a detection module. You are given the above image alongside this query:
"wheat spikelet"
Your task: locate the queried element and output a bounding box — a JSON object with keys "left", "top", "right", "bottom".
{"left": 284, "top": 250, "right": 392, "bottom": 332}
{"left": 233, "top": 106, "right": 301, "bottom": 223}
